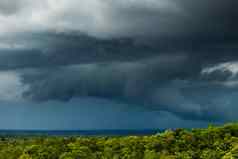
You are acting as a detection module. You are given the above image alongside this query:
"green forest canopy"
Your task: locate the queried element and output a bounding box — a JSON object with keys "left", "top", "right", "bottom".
{"left": 1, "top": 123, "right": 238, "bottom": 159}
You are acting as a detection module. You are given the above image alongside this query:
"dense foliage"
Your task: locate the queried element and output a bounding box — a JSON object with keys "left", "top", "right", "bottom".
{"left": 1, "top": 123, "right": 238, "bottom": 159}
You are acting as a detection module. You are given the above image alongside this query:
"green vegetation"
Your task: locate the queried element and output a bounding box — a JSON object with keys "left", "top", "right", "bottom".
{"left": 1, "top": 123, "right": 238, "bottom": 159}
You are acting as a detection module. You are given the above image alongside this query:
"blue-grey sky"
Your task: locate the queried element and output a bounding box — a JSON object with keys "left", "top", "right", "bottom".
{"left": 0, "top": 0, "right": 238, "bottom": 129}
{"left": 0, "top": 98, "right": 213, "bottom": 130}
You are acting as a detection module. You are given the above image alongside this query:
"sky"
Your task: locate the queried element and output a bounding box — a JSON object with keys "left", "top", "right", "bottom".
{"left": 0, "top": 0, "right": 238, "bottom": 130}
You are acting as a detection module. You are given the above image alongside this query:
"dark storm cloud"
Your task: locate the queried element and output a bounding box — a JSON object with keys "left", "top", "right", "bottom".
{"left": 1, "top": 0, "right": 238, "bottom": 38}
{"left": 18, "top": 55, "right": 232, "bottom": 121}
{"left": 175, "top": 0, "right": 238, "bottom": 37}
{"left": 20, "top": 55, "right": 189, "bottom": 101}
{"left": 0, "top": 0, "right": 238, "bottom": 122}
{"left": 0, "top": 31, "right": 238, "bottom": 71}
{"left": 0, "top": 33, "right": 163, "bottom": 70}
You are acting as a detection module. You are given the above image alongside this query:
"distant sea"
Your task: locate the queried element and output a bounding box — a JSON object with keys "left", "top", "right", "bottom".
{"left": 0, "top": 129, "right": 163, "bottom": 136}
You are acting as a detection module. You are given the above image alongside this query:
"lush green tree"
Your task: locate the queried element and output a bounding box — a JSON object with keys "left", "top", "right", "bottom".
{"left": 143, "top": 150, "right": 160, "bottom": 159}
{"left": 0, "top": 123, "right": 238, "bottom": 159}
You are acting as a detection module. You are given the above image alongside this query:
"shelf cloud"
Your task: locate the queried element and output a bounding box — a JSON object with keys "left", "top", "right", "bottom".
{"left": 0, "top": 0, "right": 238, "bottom": 124}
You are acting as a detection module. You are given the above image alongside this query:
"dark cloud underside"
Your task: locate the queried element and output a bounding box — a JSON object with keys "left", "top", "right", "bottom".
{"left": 0, "top": 0, "right": 238, "bottom": 123}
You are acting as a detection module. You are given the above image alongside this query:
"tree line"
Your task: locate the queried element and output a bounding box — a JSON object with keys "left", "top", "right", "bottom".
{"left": 1, "top": 123, "right": 238, "bottom": 158}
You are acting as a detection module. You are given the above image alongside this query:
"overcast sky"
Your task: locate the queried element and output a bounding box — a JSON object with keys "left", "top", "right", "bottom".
{"left": 0, "top": 0, "right": 238, "bottom": 130}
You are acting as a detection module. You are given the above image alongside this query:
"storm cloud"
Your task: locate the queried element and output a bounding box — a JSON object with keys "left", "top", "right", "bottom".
{"left": 0, "top": 0, "right": 238, "bottom": 124}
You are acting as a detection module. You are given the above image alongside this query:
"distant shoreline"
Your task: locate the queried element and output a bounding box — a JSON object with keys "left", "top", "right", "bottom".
{"left": 0, "top": 129, "right": 164, "bottom": 136}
